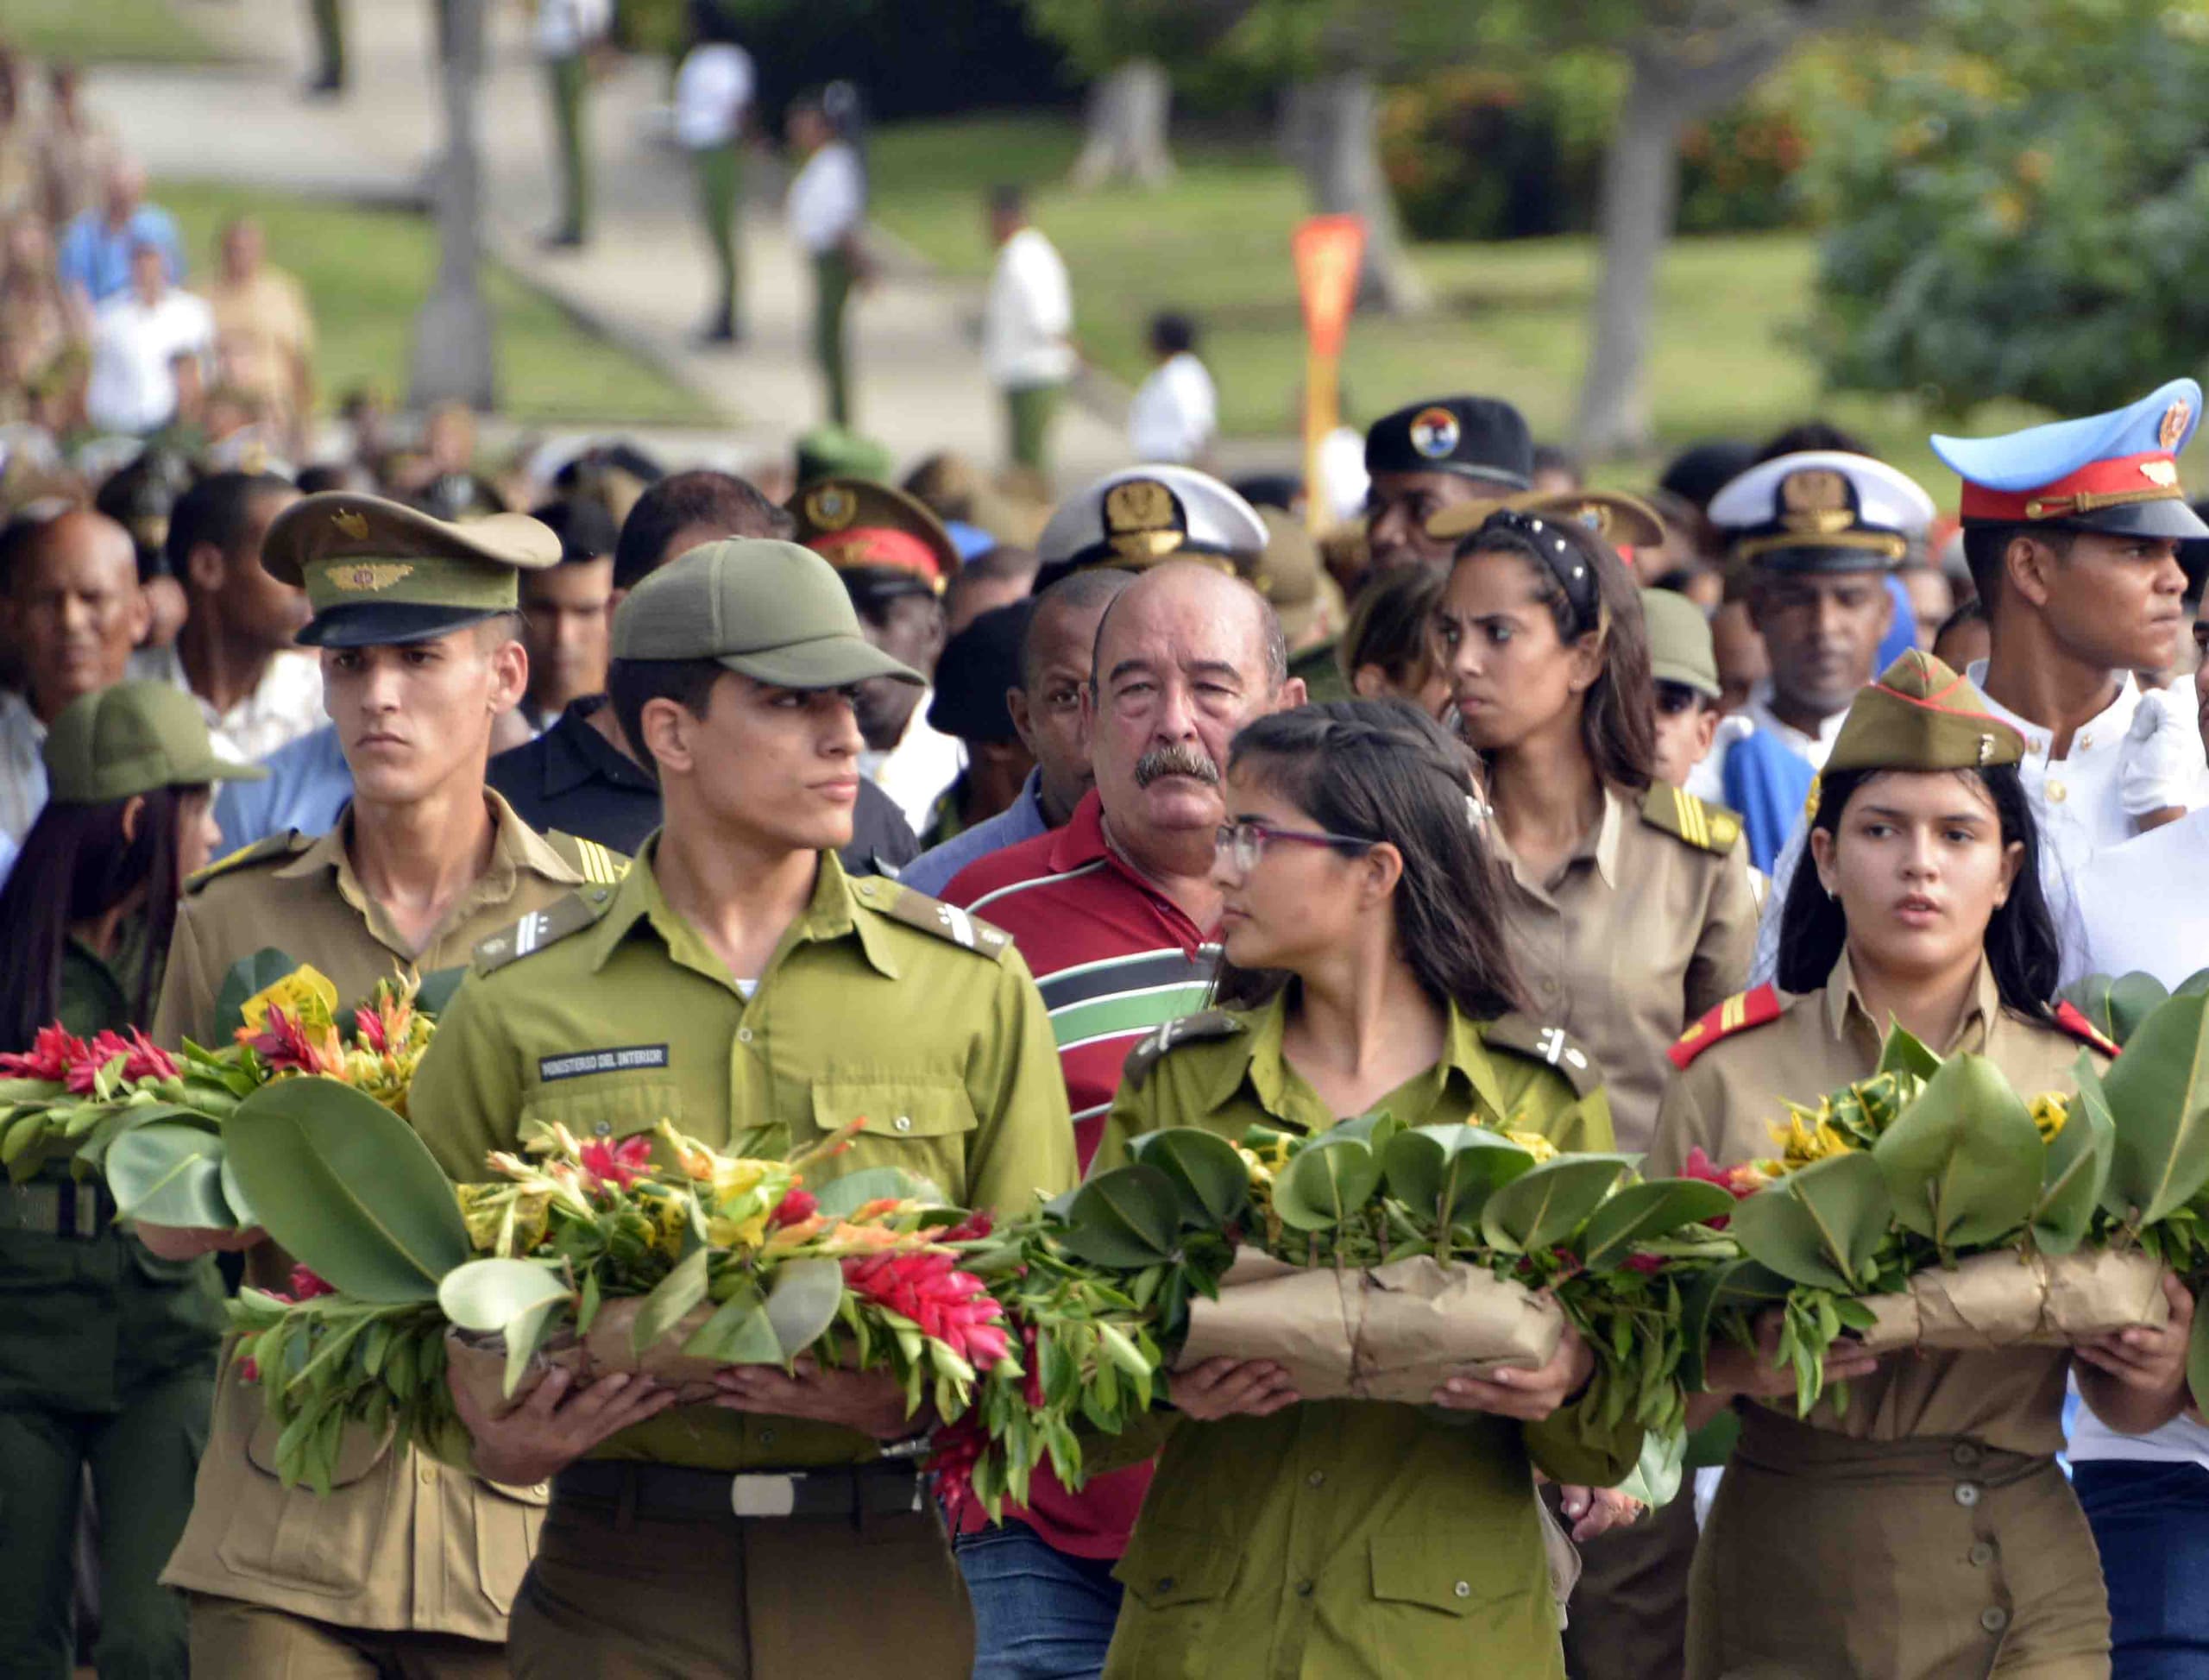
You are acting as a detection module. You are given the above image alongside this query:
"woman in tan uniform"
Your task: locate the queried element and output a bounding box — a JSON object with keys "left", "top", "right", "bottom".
{"left": 1651, "top": 651, "right": 2195, "bottom": 1679}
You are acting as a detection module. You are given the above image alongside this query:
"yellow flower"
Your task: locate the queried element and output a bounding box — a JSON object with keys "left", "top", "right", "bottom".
{"left": 1502, "top": 1129, "right": 1558, "bottom": 1163}
{"left": 1771, "top": 1106, "right": 1854, "bottom": 1171}
{"left": 239, "top": 966, "right": 339, "bottom": 1035}
{"left": 1234, "top": 1145, "right": 1275, "bottom": 1188}
{"left": 2030, "top": 1093, "right": 2069, "bottom": 1143}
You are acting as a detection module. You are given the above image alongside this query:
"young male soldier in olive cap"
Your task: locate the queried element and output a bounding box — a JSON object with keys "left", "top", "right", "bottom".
{"left": 409, "top": 538, "right": 1077, "bottom": 1678}
{"left": 142, "top": 492, "right": 626, "bottom": 1678}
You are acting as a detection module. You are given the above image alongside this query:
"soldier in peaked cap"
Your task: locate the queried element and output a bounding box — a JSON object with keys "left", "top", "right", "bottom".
{"left": 1703, "top": 450, "right": 1936, "bottom": 872}
{"left": 408, "top": 538, "right": 1075, "bottom": 1680}
{"left": 1032, "top": 462, "right": 1268, "bottom": 593}
{"left": 1652, "top": 650, "right": 2194, "bottom": 1680}
{"left": 144, "top": 493, "right": 628, "bottom": 1680}
{"left": 1363, "top": 393, "right": 1534, "bottom": 574}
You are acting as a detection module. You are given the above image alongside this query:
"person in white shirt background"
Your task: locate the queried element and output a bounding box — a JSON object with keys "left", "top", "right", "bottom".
{"left": 1126, "top": 311, "right": 1216, "bottom": 467}
{"left": 982, "top": 184, "right": 1074, "bottom": 479}
{"left": 673, "top": 0, "right": 755, "bottom": 343}
{"left": 784, "top": 85, "right": 868, "bottom": 425}
{"left": 534, "top": 0, "right": 612, "bottom": 249}
{"left": 84, "top": 240, "right": 212, "bottom": 437}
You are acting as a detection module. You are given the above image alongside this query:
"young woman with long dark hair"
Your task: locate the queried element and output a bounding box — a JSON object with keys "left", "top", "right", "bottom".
{"left": 1089, "top": 700, "right": 1636, "bottom": 1678}
{"left": 1650, "top": 652, "right": 2194, "bottom": 1677}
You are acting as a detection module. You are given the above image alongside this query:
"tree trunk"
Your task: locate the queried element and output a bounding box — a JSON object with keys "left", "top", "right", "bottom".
{"left": 1281, "top": 71, "right": 1428, "bottom": 317}
{"left": 1068, "top": 60, "right": 1176, "bottom": 190}
{"left": 410, "top": 0, "right": 495, "bottom": 410}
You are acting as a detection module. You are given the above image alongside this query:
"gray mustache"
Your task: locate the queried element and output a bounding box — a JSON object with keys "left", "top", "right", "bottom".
{"left": 1135, "top": 743, "right": 1221, "bottom": 788}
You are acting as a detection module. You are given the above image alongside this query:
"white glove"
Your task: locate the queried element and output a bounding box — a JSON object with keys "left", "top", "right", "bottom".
{"left": 2119, "top": 683, "right": 2207, "bottom": 817}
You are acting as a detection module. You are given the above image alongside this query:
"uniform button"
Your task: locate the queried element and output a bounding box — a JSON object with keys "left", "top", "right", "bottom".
{"left": 595, "top": 1122, "right": 612, "bottom": 1137}
{"left": 894, "top": 1116, "right": 912, "bottom": 1133}
{"left": 2048, "top": 781, "right": 2068, "bottom": 803}
{"left": 1453, "top": 1581, "right": 1472, "bottom": 1599}
{"left": 419, "top": 1466, "right": 437, "bottom": 1485}
{"left": 1954, "top": 1482, "right": 1981, "bottom": 1507}
{"left": 759, "top": 1429, "right": 775, "bottom": 1445}
{"left": 1981, "top": 1607, "right": 2009, "bottom": 1633}
{"left": 1969, "top": 1543, "right": 1995, "bottom": 1567}
{"left": 1295, "top": 1580, "right": 1314, "bottom": 1599}
{"left": 737, "top": 1028, "right": 753, "bottom": 1044}
{"left": 1306, "top": 1471, "right": 1325, "bottom": 1488}
{"left": 1951, "top": 1443, "right": 1979, "bottom": 1468}
{"left": 2079, "top": 733, "right": 2093, "bottom": 750}
{"left": 590, "top": 888, "right": 609, "bottom": 903}
{"left": 1155, "top": 1576, "right": 1174, "bottom": 1593}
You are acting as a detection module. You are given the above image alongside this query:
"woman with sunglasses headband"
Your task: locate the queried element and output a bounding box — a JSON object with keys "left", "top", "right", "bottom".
{"left": 1437, "top": 508, "right": 1761, "bottom": 1677}
{"left": 1086, "top": 700, "right": 1638, "bottom": 1678}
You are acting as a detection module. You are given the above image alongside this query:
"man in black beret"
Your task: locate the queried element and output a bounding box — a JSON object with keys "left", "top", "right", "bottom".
{"left": 1363, "top": 393, "right": 1534, "bottom": 573}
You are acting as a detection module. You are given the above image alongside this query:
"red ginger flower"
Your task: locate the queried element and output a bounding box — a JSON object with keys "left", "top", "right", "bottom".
{"left": 288, "top": 1264, "right": 337, "bottom": 1299}
{"left": 842, "top": 1249, "right": 1010, "bottom": 1371}
{"left": 66, "top": 1029, "right": 175, "bottom": 1093}
{"left": 355, "top": 1004, "right": 388, "bottom": 1054}
{"left": 248, "top": 1005, "right": 341, "bottom": 1075}
{"left": 579, "top": 1135, "right": 653, "bottom": 1193}
{"left": 935, "top": 1211, "right": 993, "bottom": 1243}
{"left": 1680, "top": 1147, "right": 1765, "bottom": 1230}
{"left": 925, "top": 1413, "right": 989, "bottom": 1531}
{"left": 0, "top": 1022, "right": 91, "bottom": 1082}
{"left": 769, "top": 1187, "right": 817, "bottom": 1229}
{"left": 1623, "top": 1252, "right": 1666, "bottom": 1276}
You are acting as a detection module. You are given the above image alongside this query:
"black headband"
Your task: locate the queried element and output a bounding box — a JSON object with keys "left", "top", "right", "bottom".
{"left": 1473, "top": 509, "right": 1600, "bottom": 632}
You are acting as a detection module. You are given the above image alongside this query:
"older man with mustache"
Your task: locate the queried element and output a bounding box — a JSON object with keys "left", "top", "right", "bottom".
{"left": 940, "top": 470, "right": 1299, "bottom": 1680}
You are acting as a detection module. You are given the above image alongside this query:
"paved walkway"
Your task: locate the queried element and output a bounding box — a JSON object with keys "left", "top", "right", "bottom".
{"left": 84, "top": 0, "right": 1140, "bottom": 488}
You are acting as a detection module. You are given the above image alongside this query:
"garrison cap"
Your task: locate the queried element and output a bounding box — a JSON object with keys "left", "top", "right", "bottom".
{"left": 43, "top": 680, "right": 265, "bottom": 804}
{"left": 1708, "top": 450, "right": 1933, "bottom": 574}
{"left": 795, "top": 424, "right": 893, "bottom": 488}
{"left": 927, "top": 600, "right": 1029, "bottom": 744}
{"left": 1034, "top": 464, "right": 1267, "bottom": 588}
{"left": 1824, "top": 650, "right": 2023, "bottom": 777}
{"left": 1933, "top": 378, "right": 2209, "bottom": 539}
{"left": 1639, "top": 588, "right": 1721, "bottom": 700}
{"left": 611, "top": 538, "right": 923, "bottom": 689}
{"left": 262, "top": 492, "right": 560, "bottom": 647}
{"left": 787, "top": 476, "right": 959, "bottom": 608}
{"left": 1363, "top": 396, "right": 1533, "bottom": 489}
{"left": 1428, "top": 488, "right": 1665, "bottom": 550}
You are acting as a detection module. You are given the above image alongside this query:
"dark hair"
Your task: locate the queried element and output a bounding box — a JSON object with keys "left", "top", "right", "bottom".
{"left": 166, "top": 469, "right": 293, "bottom": 579}
{"left": 1775, "top": 763, "right": 2060, "bottom": 1011}
{"left": 1755, "top": 420, "right": 1877, "bottom": 462}
{"left": 1337, "top": 563, "right": 1442, "bottom": 689}
{"left": 528, "top": 494, "right": 620, "bottom": 564}
{"left": 605, "top": 656, "right": 725, "bottom": 777}
{"left": 612, "top": 469, "right": 790, "bottom": 590}
{"left": 1531, "top": 443, "right": 1583, "bottom": 486}
{"left": 295, "top": 462, "right": 374, "bottom": 496}
{"left": 1934, "top": 596, "right": 1987, "bottom": 640}
{"left": 1210, "top": 702, "right": 1526, "bottom": 1020}
{"left": 1023, "top": 567, "right": 1131, "bottom": 692}
{"left": 1960, "top": 524, "right": 2074, "bottom": 620}
{"left": 1149, "top": 312, "right": 1197, "bottom": 357}
{"left": 1455, "top": 516, "right": 1657, "bottom": 792}
{"left": 0, "top": 786, "right": 203, "bottom": 1049}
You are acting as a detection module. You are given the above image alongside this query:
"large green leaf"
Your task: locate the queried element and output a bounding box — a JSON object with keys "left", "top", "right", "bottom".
{"left": 683, "top": 1290, "right": 784, "bottom": 1365}
{"left": 1728, "top": 1152, "right": 1891, "bottom": 1292}
{"left": 224, "top": 1078, "right": 472, "bottom": 1302}
{"left": 2036, "top": 1055, "right": 2117, "bottom": 1254}
{"left": 1272, "top": 1136, "right": 1381, "bottom": 1231}
{"left": 762, "top": 1256, "right": 846, "bottom": 1356}
{"left": 212, "top": 947, "right": 302, "bottom": 1041}
{"left": 1574, "top": 1179, "right": 1737, "bottom": 1272}
{"left": 1126, "top": 1128, "right": 1249, "bottom": 1230}
{"left": 1877, "top": 1026, "right": 1943, "bottom": 1082}
{"left": 813, "top": 1167, "right": 941, "bottom": 1219}
{"left": 220, "top": 1149, "right": 260, "bottom": 1227}
{"left": 630, "top": 1248, "right": 710, "bottom": 1356}
{"left": 1380, "top": 1124, "right": 1536, "bottom": 1225}
{"left": 2102, "top": 992, "right": 2209, "bottom": 1224}
{"left": 439, "top": 1258, "right": 572, "bottom": 1334}
{"left": 75, "top": 1103, "right": 211, "bottom": 1172}
{"left": 1059, "top": 1164, "right": 1183, "bottom": 1267}
{"left": 2176, "top": 969, "right": 2209, "bottom": 1000}
{"left": 1480, "top": 1156, "right": 1631, "bottom": 1255}
{"left": 106, "top": 1123, "right": 234, "bottom": 1227}
{"left": 1872, "top": 1053, "right": 2042, "bottom": 1249}
{"left": 1322, "top": 1110, "right": 1404, "bottom": 1152}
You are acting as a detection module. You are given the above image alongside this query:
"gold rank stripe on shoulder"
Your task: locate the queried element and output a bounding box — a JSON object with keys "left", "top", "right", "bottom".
{"left": 1123, "top": 1009, "right": 1244, "bottom": 1091}
{"left": 871, "top": 882, "right": 1013, "bottom": 961}
{"left": 1640, "top": 783, "right": 1743, "bottom": 856}
{"left": 185, "top": 831, "right": 310, "bottom": 892}
{"left": 474, "top": 890, "right": 608, "bottom": 974}
{"left": 546, "top": 832, "right": 630, "bottom": 887}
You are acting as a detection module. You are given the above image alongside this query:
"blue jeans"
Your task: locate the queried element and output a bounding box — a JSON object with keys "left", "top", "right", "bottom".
{"left": 2075, "top": 1459, "right": 2209, "bottom": 1677}
{"left": 953, "top": 1520, "right": 1122, "bottom": 1680}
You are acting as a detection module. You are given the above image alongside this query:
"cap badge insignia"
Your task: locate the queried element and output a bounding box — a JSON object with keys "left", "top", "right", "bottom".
{"left": 1977, "top": 733, "right": 1995, "bottom": 765}
{"left": 2162, "top": 400, "right": 2193, "bottom": 451}
{"left": 1778, "top": 468, "right": 1854, "bottom": 536}
{"left": 806, "top": 487, "right": 858, "bottom": 532}
{"left": 332, "top": 509, "right": 371, "bottom": 540}
{"left": 2142, "top": 458, "right": 2180, "bottom": 487}
{"left": 1408, "top": 406, "right": 1461, "bottom": 461}
{"left": 1103, "top": 478, "right": 1184, "bottom": 562}
{"left": 328, "top": 561, "right": 414, "bottom": 594}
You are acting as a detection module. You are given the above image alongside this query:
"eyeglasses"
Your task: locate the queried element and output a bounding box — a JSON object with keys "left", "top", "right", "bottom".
{"left": 1214, "top": 820, "right": 1375, "bottom": 874}
{"left": 1653, "top": 682, "right": 1706, "bottom": 717}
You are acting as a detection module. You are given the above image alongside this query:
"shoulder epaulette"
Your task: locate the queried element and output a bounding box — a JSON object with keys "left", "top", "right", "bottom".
{"left": 472, "top": 890, "right": 611, "bottom": 975}
{"left": 1668, "top": 983, "right": 1784, "bottom": 1070}
{"left": 2049, "top": 1000, "right": 2122, "bottom": 1060}
{"left": 1480, "top": 1013, "right": 1602, "bottom": 1098}
{"left": 185, "top": 831, "right": 311, "bottom": 893}
{"left": 1123, "top": 1010, "right": 1245, "bottom": 1092}
{"left": 867, "top": 881, "right": 1012, "bottom": 962}
{"left": 1640, "top": 783, "right": 1743, "bottom": 857}
{"left": 543, "top": 830, "right": 631, "bottom": 887}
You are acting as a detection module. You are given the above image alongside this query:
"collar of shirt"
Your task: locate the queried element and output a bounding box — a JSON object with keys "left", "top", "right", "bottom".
{"left": 1816, "top": 946, "right": 2000, "bottom": 1060}
{"left": 1743, "top": 683, "right": 1848, "bottom": 768}
{"left": 586, "top": 839, "right": 901, "bottom": 986}
{"left": 1963, "top": 658, "right": 2140, "bottom": 764}
{"left": 1488, "top": 782, "right": 1626, "bottom": 897}
{"left": 1212, "top": 990, "right": 1518, "bottom": 1131}
{"left": 541, "top": 695, "right": 655, "bottom": 798}
{"left": 1048, "top": 788, "right": 1214, "bottom": 932}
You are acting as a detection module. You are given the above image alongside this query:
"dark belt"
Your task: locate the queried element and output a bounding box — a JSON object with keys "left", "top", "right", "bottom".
{"left": 553, "top": 1458, "right": 925, "bottom": 1523}
{"left": 0, "top": 1178, "right": 116, "bottom": 1240}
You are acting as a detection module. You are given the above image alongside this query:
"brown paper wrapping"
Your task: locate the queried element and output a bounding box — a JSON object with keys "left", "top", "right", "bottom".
{"left": 444, "top": 1299, "right": 730, "bottom": 1419}
{"left": 1851, "top": 1249, "right": 2170, "bottom": 1356}
{"left": 1174, "top": 1249, "right": 1564, "bottom": 1401}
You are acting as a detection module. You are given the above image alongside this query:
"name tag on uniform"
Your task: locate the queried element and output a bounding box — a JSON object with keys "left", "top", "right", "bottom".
{"left": 538, "top": 1045, "right": 670, "bottom": 1082}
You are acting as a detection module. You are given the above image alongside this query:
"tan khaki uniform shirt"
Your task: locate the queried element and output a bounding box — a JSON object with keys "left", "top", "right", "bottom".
{"left": 1649, "top": 952, "right": 2112, "bottom": 1455}
{"left": 1492, "top": 783, "right": 1759, "bottom": 1157}
{"left": 154, "top": 792, "right": 614, "bottom": 1638}
{"left": 208, "top": 267, "right": 314, "bottom": 429}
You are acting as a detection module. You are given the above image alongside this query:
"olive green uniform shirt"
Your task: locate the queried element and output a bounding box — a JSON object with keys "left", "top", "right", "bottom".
{"left": 1491, "top": 783, "right": 1759, "bottom": 1157}
{"left": 1649, "top": 952, "right": 2111, "bottom": 1456}
{"left": 154, "top": 791, "right": 606, "bottom": 1639}
{"left": 406, "top": 840, "right": 1078, "bottom": 1472}
{"left": 1091, "top": 996, "right": 1640, "bottom": 1680}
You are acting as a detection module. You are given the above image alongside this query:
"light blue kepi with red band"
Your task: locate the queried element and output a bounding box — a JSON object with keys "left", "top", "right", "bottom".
{"left": 1932, "top": 377, "right": 2209, "bottom": 539}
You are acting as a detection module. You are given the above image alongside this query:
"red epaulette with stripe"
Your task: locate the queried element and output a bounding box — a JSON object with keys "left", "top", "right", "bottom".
{"left": 2050, "top": 1001, "right": 2122, "bottom": 1059}
{"left": 1667, "top": 983, "right": 1784, "bottom": 1071}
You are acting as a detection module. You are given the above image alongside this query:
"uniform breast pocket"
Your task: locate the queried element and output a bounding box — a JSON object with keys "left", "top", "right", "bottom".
{"left": 809, "top": 1079, "right": 976, "bottom": 1200}
{"left": 518, "top": 1077, "right": 683, "bottom": 1148}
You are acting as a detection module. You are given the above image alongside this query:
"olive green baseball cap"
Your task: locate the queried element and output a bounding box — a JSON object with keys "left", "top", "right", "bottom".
{"left": 1639, "top": 588, "right": 1721, "bottom": 701}
{"left": 43, "top": 681, "right": 267, "bottom": 804}
{"left": 611, "top": 538, "right": 924, "bottom": 689}
{"left": 261, "top": 491, "right": 561, "bottom": 648}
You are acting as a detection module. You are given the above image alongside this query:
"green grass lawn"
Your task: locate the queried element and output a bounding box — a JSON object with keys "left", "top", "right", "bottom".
{"left": 868, "top": 115, "right": 2044, "bottom": 494}
{"left": 8, "top": 0, "right": 216, "bottom": 64}
{"left": 158, "top": 182, "right": 721, "bottom": 426}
